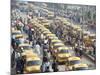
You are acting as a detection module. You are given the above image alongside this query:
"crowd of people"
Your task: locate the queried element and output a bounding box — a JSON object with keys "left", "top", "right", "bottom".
{"left": 11, "top": 9, "right": 60, "bottom": 74}
{"left": 11, "top": 2, "right": 96, "bottom": 74}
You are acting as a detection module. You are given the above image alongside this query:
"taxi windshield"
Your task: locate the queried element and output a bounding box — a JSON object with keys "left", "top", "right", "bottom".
{"left": 70, "top": 60, "right": 80, "bottom": 65}
{"left": 27, "top": 60, "right": 41, "bottom": 66}
{"left": 75, "top": 67, "right": 88, "bottom": 70}
{"left": 20, "top": 46, "right": 31, "bottom": 50}
{"left": 12, "top": 32, "right": 21, "bottom": 35}
{"left": 59, "top": 50, "right": 68, "bottom": 53}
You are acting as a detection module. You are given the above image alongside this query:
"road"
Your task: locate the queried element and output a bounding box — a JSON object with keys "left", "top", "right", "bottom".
{"left": 21, "top": 4, "right": 96, "bottom": 71}
{"left": 11, "top": 3, "right": 96, "bottom": 74}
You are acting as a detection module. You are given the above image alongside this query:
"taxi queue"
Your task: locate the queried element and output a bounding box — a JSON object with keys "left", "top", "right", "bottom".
{"left": 49, "top": 16, "right": 96, "bottom": 58}
{"left": 11, "top": 17, "right": 89, "bottom": 74}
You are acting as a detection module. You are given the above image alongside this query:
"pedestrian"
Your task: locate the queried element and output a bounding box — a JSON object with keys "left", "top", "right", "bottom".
{"left": 45, "top": 66, "right": 50, "bottom": 72}
{"left": 52, "top": 61, "right": 58, "bottom": 72}
{"left": 43, "top": 43, "right": 49, "bottom": 50}
{"left": 44, "top": 60, "right": 51, "bottom": 72}
{"left": 16, "top": 57, "right": 22, "bottom": 74}
{"left": 28, "top": 28, "right": 33, "bottom": 44}
{"left": 18, "top": 21, "right": 24, "bottom": 33}
{"left": 11, "top": 38, "right": 16, "bottom": 49}
{"left": 25, "top": 25, "right": 29, "bottom": 34}
{"left": 79, "top": 46, "right": 83, "bottom": 58}
{"left": 32, "top": 38, "right": 36, "bottom": 47}
{"left": 47, "top": 50, "right": 51, "bottom": 60}
{"left": 42, "top": 57, "right": 48, "bottom": 72}
{"left": 11, "top": 50, "right": 15, "bottom": 68}
{"left": 35, "top": 42, "right": 41, "bottom": 55}
{"left": 75, "top": 46, "right": 79, "bottom": 56}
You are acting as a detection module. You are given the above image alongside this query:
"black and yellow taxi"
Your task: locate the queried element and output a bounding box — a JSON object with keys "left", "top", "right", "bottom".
{"left": 89, "top": 33, "right": 96, "bottom": 42}
{"left": 24, "top": 56, "right": 42, "bottom": 73}
{"left": 50, "top": 39, "right": 62, "bottom": 45}
{"left": 52, "top": 42, "right": 65, "bottom": 55}
{"left": 66, "top": 56, "right": 81, "bottom": 70}
{"left": 12, "top": 30, "right": 22, "bottom": 39}
{"left": 21, "top": 50, "right": 36, "bottom": 58}
{"left": 48, "top": 36, "right": 58, "bottom": 40}
{"left": 42, "top": 30, "right": 52, "bottom": 35}
{"left": 18, "top": 43, "right": 32, "bottom": 52}
{"left": 15, "top": 34, "right": 23, "bottom": 39}
{"left": 56, "top": 46, "right": 71, "bottom": 63}
{"left": 42, "top": 22, "right": 50, "bottom": 28}
{"left": 21, "top": 50, "right": 42, "bottom": 73}
{"left": 50, "top": 39, "right": 62, "bottom": 49}
{"left": 46, "top": 33, "right": 56, "bottom": 38}
{"left": 73, "top": 63, "right": 88, "bottom": 70}
{"left": 12, "top": 30, "right": 21, "bottom": 36}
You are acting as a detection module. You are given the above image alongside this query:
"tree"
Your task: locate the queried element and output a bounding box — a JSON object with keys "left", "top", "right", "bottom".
{"left": 87, "top": 11, "right": 91, "bottom": 19}
{"left": 93, "top": 13, "right": 96, "bottom": 21}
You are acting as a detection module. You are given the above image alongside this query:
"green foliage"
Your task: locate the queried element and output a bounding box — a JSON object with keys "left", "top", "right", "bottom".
{"left": 87, "top": 11, "right": 91, "bottom": 19}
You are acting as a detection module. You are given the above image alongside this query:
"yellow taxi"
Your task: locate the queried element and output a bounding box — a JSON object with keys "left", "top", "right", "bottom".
{"left": 40, "top": 28, "right": 49, "bottom": 33}
{"left": 21, "top": 50, "right": 37, "bottom": 58}
{"left": 83, "top": 36, "right": 92, "bottom": 47}
{"left": 51, "top": 39, "right": 62, "bottom": 44}
{"left": 46, "top": 33, "right": 56, "bottom": 38}
{"left": 66, "top": 56, "right": 81, "bottom": 70}
{"left": 24, "top": 56, "right": 42, "bottom": 73}
{"left": 89, "top": 33, "right": 96, "bottom": 41}
{"left": 47, "top": 14, "right": 54, "bottom": 19}
{"left": 56, "top": 46, "right": 71, "bottom": 63}
{"left": 58, "top": 46, "right": 70, "bottom": 52}
{"left": 42, "top": 30, "right": 52, "bottom": 35}
{"left": 77, "top": 28, "right": 82, "bottom": 32}
{"left": 50, "top": 39, "right": 62, "bottom": 48}
{"left": 48, "top": 36, "right": 58, "bottom": 40}
{"left": 62, "top": 20, "right": 70, "bottom": 26}
{"left": 53, "top": 42, "right": 64, "bottom": 47}
{"left": 40, "top": 19, "right": 49, "bottom": 24}
{"left": 72, "top": 25, "right": 81, "bottom": 30}
{"left": 42, "top": 22, "right": 50, "bottom": 28}
{"left": 18, "top": 43, "right": 32, "bottom": 52}
{"left": 52, "top": 42, "right": 65, "bottom": 55}
{"left": 83, "top": 30, "right": 90, "bottom": 36}
{"left": 15, "top": 34, "right": 23, "bottom": 39}
{"left": 46, "top": 33, "right": 56, "bottom": 37}
{"left": 73, "top": 63, "right": 88, "bottom": 70}
{"left": 38, "top": 17, "right": 45, "bottom": 21}
{"left": 12, "top": 30, "right": 21, "bottom": 34}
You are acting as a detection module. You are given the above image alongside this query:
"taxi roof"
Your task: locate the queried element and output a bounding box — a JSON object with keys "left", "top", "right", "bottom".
{"left": 74, "top": 63, "right": 88, "bottom": 68}
{"left": 73, "top": 25, "right": 81, "bottom": 29}
{"left": 83, "top": 31, "right": 90, "bottom": 35}
{"left": 46, "top": 33, "right": 56, "bottom": 37}
{"left": 19, "top": 43, "right": 31, "bottom": 47}
{"left": 53, "top": 43, "right": 64, "bottom": 46}
{"left": 38, "top": 17, "right": 45, "bottom": 20}
{"left": 58, "top": 53, "right": 71, "bottom": 57}
{"left": 89, "top": 33, "right": 96, "bottom": 36}
{"left": 49, "top": 36, "right": 58, "bottom": 39}
{"left": 42, "top": 30, "right": 51, "bottom": 33}
{"left": 22, "top": 50, "right": 37, "bottom": 57}
{"left": 51, "top": 39, "right": 62, "bottom": 43}
{"left": 58, "top": 46, "right": 69, "bottom": 50}
{"left": 68, "top": 56, "right": 81, "bottom": 61}
{"left": 12, "top": 30, "right": 21, "bottom": 33}
{"left": 41, "top": 27, "right": 49, "bottom": 30}
{"left": 26, "top": 56, "right": 40, "bottom": 61}
{"left": 43, "top": 32, "right": 52, "bottom": 34}
{"left": 15, "top": 34, "right": 23, "bottom": 38}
